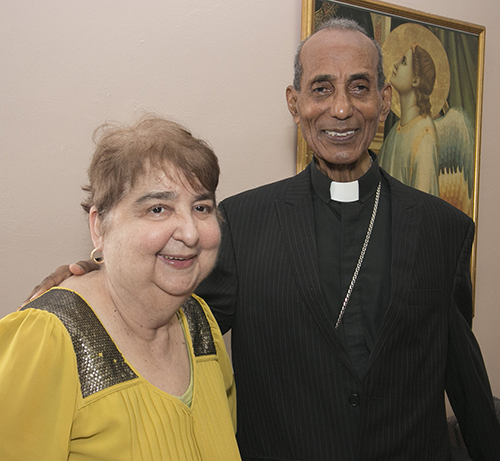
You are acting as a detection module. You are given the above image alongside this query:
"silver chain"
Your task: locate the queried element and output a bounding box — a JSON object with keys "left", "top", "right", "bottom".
{"left": 335, "top": 181, "right": 382, "bottom": 330}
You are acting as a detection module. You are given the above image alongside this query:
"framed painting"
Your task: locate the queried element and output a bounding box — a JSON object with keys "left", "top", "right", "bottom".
{"left": 297, "top": 0, "right": 485, "bottom": 291}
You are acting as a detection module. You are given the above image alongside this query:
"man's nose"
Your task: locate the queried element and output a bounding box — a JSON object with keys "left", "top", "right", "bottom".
{"left": 329, "top": 90, "right": 353, "bottom": 119}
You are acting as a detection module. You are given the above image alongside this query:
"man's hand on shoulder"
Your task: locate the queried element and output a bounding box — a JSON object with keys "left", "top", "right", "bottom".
{"left": 23, "top": 260, "right": 98, "bottom": 306}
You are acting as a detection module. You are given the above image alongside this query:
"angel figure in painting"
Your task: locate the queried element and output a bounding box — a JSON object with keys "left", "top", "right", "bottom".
{"left": 378, "top": 43, "right": 440, "bottom": 196}
{"left": 378, "top": 23, "right": 474, "bottom": 216}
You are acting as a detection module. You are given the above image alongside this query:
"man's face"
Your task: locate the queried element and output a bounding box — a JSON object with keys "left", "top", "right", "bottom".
{"left": 286, "top": 29, "right": 391, "bottom": 179}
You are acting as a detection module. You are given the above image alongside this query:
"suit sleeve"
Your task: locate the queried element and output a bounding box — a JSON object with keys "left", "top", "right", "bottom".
{"left": 196, "top": 201, "right": 238, "bottom": 334}
{"left": 445, "top": 220, "right": 500, "bottom": 460}
{"left": 451, "top": 219, "right": 475, "bottom": 326}
{"left": 0, "top": 309, "right": 79, "bottom": 461}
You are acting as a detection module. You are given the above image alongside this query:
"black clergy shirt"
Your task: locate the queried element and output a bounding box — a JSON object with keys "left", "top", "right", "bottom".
{"left": 311, "top": 152, "right": 392, "bottom": 378}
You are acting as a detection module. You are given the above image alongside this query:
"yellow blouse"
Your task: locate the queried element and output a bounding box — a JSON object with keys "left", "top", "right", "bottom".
{"left": 0, "top": 288, "right": 240, "bottom": 460}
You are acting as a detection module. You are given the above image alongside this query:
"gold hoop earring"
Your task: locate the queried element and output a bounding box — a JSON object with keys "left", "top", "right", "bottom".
{"left": 90, "top": 248, "right": 104, "bottom": 265}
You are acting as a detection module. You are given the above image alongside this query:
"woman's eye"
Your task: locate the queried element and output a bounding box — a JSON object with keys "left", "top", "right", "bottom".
{"left": 150, "top": 206, "right": 165, "bottom": 215}
{"left": 194, "top": 204, "right": 212, "bottom": 213}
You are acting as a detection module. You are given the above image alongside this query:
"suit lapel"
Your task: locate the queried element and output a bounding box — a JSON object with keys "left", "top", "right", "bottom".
{"left": 274, "top": 166, "right": 355, "bottom": 374}
{"left": 365, "top": 171, "right": 421, "bottom": 372}
{"left": 273, "top": 167, "right": 422, "bottom": 376}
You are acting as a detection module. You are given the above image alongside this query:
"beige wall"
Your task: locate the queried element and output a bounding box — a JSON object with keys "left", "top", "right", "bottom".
{"left": 2, "top": 0, "right": 500, "bottom": 398}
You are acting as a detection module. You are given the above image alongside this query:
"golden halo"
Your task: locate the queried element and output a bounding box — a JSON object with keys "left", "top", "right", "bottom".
{"left": 382, "top": 23, "right": 450, "bottom": 119}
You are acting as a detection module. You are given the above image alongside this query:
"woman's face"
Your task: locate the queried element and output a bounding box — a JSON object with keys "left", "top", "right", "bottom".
{"left": 390, "top": 48, "right": 416, "bottom": 95}
{"left": 92, "top": 164, "right": 220, "bottom": 302}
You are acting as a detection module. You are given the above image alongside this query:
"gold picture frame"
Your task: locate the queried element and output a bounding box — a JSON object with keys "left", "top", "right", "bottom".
{"left": 297, "top": 0, "right": 485, "bottom": 295}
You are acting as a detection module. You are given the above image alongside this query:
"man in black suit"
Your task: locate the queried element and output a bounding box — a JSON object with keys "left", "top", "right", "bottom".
{"left": 31, "top": 18, "right": 500, "bottom": 461}
{"left": 195, "top": 18, "right": 500, "bottom": 460}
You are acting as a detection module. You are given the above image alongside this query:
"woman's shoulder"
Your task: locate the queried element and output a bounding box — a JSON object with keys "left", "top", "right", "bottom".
{"left": 180, "top": 295, "right": 221, "bottom": 358}
{"left": 21, "top": 288, "right": 100, "bottom": 335}
{"left": 20, "top": 288, "right": 139, "bottom": 398}
{"left": 1, "top": 293, "right": 69, "bottom": 341}
{"left": 0, "top": 291, "right": 78, "bottom": 379}
{"left": 23, "top": 286, "right": 88, "bottom": 313}
{"left": 186, "top": 295, "right": 234, "bottom": 397}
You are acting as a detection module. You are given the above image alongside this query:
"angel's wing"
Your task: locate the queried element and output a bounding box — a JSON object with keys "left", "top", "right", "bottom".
{"left": 435, "top": 108, "right": 475, "bottom": 216}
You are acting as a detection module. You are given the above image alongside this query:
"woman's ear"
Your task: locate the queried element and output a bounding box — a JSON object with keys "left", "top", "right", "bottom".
{"left": 412, "top": 75, "right": 420, "bottom": 88}
{"left": 89, "top": 206, "right": 104, "bottom": 251}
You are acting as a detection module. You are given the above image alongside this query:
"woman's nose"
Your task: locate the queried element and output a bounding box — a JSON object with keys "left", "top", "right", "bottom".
{"left": 172, "top": 213, "right": 200, "bottom": 247}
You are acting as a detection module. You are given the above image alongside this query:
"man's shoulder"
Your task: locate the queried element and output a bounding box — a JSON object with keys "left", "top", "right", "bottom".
{"left": 382, "top": 168, "right": 472, "bottom": 225}
{"left": 220, "top": 168, "right": 309, "bottom": 208}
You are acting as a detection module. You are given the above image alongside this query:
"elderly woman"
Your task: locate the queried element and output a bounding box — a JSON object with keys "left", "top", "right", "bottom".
{"left": 0, "top": 117, "right": 241, "bottom": 460}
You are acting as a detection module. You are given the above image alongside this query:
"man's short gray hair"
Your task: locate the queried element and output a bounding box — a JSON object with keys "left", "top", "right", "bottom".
{"left": 292, "top": 17, "right": 386, "bottom": 92}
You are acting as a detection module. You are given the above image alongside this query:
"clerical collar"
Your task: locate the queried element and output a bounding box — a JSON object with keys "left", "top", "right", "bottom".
{"left": 330, "top": 180, "right": 359, "bottom": 202}
{"left": 310, "top": 151, "right": 381, "bottom": 204}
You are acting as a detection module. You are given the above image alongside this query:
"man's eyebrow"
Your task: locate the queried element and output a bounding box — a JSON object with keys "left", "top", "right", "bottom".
{"left": 310, "top": 72, "right": 372, "bottom": 85}
{"left": 312, "top": 74, "right": 334, "bottom": 84}
{"left": 350, "top": 72, "right": 371, "bottom": 81}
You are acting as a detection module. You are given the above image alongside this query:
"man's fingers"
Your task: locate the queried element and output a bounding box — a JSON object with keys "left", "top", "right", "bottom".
{"left": 69, "top": 259, "right": 99, "bottom": 276}
{"left": 22, "top": 260, "right": 99, "bottom": 307}
{"left": 23, "top": 265, "right": 72, "bottom": 306}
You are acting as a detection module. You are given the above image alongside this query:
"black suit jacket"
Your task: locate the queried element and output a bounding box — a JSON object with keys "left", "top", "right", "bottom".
{"left": 196, "top": 165, "right": 500, "bottom": 461}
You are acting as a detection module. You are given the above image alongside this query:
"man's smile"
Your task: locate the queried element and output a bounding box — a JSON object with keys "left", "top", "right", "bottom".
{"left": 323, "top": 129, "right": 356, "bottom": 138}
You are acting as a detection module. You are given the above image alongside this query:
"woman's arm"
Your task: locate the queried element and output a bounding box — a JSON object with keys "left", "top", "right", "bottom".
{"left": 0, "top": 308, "right": 80, "bottom": 460}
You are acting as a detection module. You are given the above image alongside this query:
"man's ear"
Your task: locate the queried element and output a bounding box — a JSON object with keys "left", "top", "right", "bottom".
{"left": 286, "top": 85, "right": 300, "bottom": 124}
{"left": 379, "top": 83, "right": 392, "bottom": 123}
{"left": 89, "top": 206, "right": 104, "bottom": 252}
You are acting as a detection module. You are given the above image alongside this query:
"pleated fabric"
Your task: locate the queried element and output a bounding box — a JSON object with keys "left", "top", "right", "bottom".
{"left": 0, "top": 288, "right": 240, "bottom": 460}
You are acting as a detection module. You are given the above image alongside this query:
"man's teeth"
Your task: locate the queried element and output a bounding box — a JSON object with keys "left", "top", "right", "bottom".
{"left": 325, "top": 130, "right": 355, "bottom": 137}
{"left": 164, "top": 256, "right": 188, "bottom": 261}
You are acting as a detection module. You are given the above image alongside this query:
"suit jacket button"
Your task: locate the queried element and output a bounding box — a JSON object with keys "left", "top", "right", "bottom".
{"left": 349, "top": 394, "right": 361, "bottom": 407}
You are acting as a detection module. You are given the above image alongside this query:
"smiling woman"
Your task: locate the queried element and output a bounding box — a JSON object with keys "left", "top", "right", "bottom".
{"left": 0, "top": 116, "right": 241, "bottom": 460}
{"left": 88, "top": 167, "right": 221, "bottom": 304}
{"left": 83, "top": 118, "right": 222, "bottom": 309}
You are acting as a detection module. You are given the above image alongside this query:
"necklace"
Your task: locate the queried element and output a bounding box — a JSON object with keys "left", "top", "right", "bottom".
{"left": 335, "top": 181, "right": 381, "bottom": 330}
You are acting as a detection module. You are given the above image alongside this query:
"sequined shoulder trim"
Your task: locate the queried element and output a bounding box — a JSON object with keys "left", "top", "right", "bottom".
{"left": 181, "top": 297, "right": 216, "bottom": 357}
{"left": 22, "top": 289, "right": 138, "bottom": 398}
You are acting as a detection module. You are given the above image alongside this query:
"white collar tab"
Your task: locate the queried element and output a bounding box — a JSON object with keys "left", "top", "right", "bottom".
{"left": 330, "top": 180, "right": 359, "bottom": 202}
